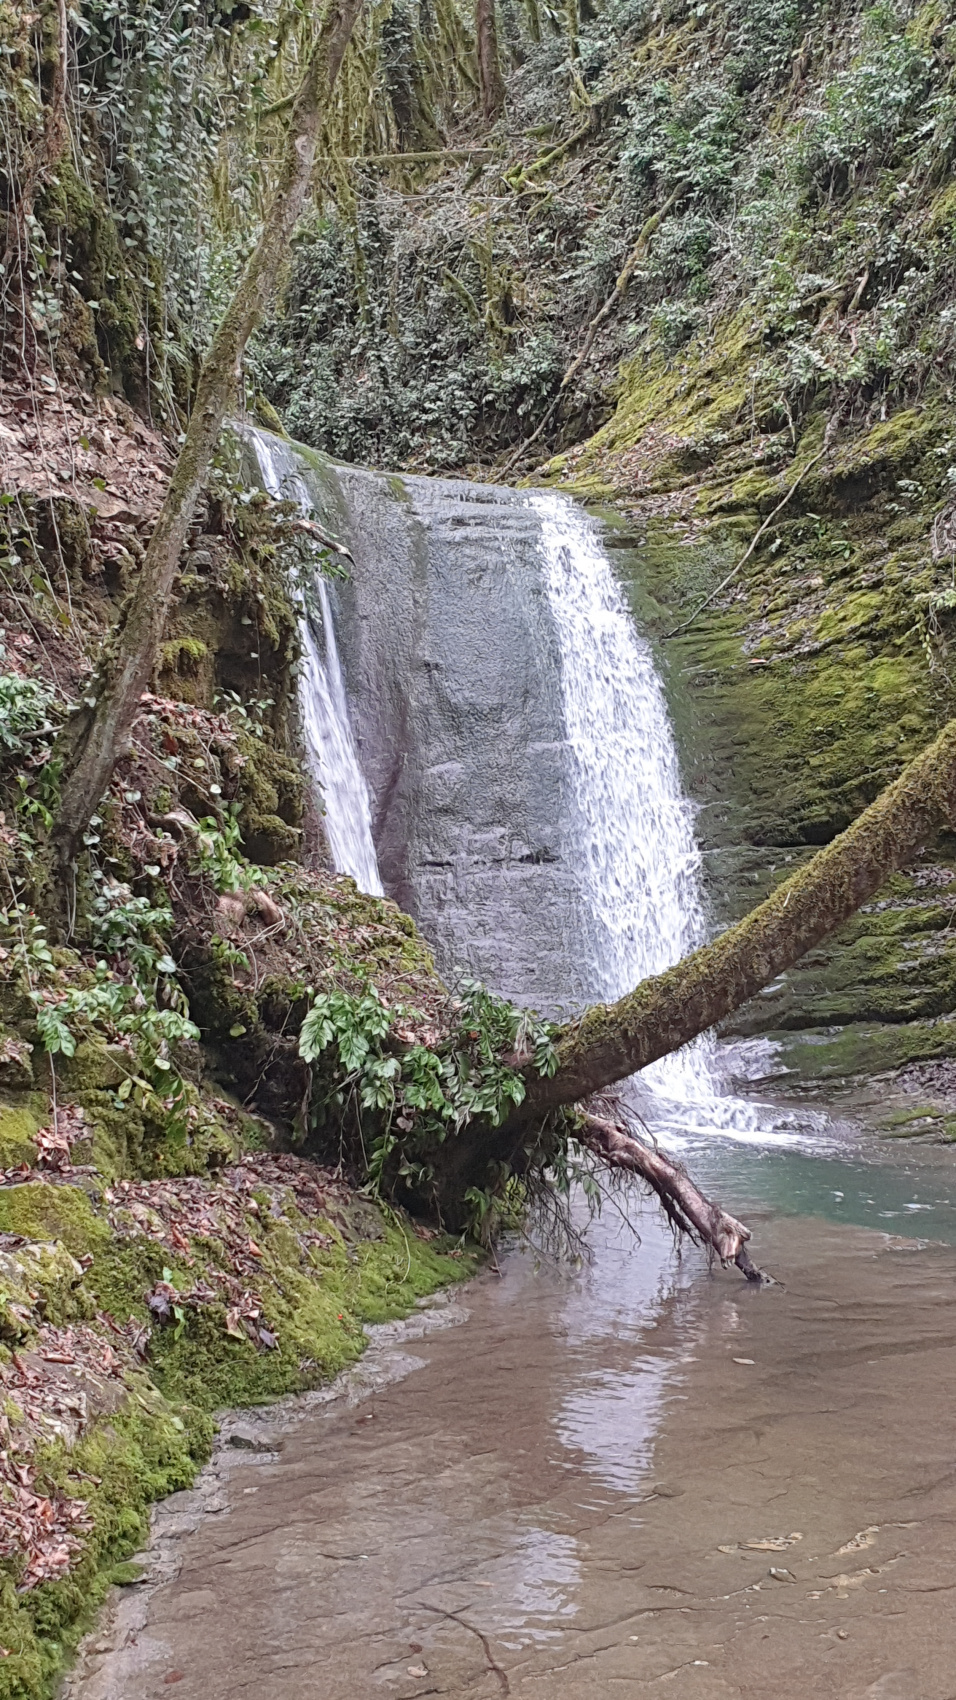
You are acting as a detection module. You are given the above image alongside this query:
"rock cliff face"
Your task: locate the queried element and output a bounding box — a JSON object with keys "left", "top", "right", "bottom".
{"left": 598, "top": 511, "right": 956, "bottom": 1078}
{"left": 245, "top": 440, "right": 597, "bottom": 1014}
{"left": 330, "top": 467, "right": 593, "bottom": 1014}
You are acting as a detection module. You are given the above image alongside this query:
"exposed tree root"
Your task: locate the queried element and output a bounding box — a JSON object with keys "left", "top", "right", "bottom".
{"left": 580, "top": 1109, "right": 770, "bottom": 1284}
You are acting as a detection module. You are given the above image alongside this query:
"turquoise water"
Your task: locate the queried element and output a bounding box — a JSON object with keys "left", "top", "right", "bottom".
{"left": 686, "top": 1118, "right": 956, "bottom": 1245}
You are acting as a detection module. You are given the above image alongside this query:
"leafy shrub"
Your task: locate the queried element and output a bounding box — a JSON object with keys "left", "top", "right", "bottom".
{"left": 621, "top": 78, "right": 747, "bottom": 210}
{"left": 796, "top": 9, "right": 933, "bottom": 197}
{"left": 299, "top": 979, "right": 557, "bottom": 1222}
{"left": 253, "top": 203, "right": 565, "bottom": 468}
{"left": 650, "top": 297, "right": 706, "bottom": 353}
{"left": 0, "top": 654, "right": 56, "bottom": 757}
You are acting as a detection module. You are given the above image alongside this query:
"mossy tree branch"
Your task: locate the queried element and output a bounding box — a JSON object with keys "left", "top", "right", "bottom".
{"left": 518, "top": 718, "right": 956, "bottom": 1117}
{"left": 50, "top": 0, "right": 366, "bottom": 864}
{"left": 476, "top": 0, "right": 505, "bottom": 122}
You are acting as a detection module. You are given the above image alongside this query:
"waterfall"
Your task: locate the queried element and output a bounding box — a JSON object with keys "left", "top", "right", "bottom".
{"left": 237, "top": 426, "right": 810, "bottom": 1145}
{"left": 243, "top": 428, "right": 383, "bottom": 896}
{"left": 531, "top": 491, "right": 787, "bottom": 1144}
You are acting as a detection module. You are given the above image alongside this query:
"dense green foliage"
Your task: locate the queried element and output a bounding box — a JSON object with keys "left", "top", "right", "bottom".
{"left": 0, "top": 0, "right": 481, "bottom": 410}
{"left": 300, "top": 977, "right": 557, "bottom": 1227}
{"left": 253, "top": 0, "right": 956, "bottom": 469}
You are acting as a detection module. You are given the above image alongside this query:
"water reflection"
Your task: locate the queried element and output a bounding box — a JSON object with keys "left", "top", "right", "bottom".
{"left": 544, "top": 1207, "right": 685, "bottom": 1495}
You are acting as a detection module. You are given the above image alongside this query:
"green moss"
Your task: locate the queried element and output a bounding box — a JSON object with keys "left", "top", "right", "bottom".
{"left": 35, "top": 161, "right": 143, "bottom": 394}
{"left": 545, "top": 309, "right": 757, "bottom": 491}
{"left": 53, "top": 1042, "right": 124, "bottom": 1096}
{"left": 0, "top": 1397, "right": 210, "bottom": 1700}
{"left": 74, "top": 1090, "right": 145, "bottom": 1179}
{"left": 0, "top": 1185, "right": 109, "bottom": 1258}
{"left": 771, "top": 1018, "right": 956, "bottom": 1082}
{"left": 235, "top": 734, "right": 303, "bottom": 864}
{"left": 0, "top": 1238, "right": 89, "bottom": 1341}
{"left": 250, "top": 392, "right": 288, "bottom": 436}
{"left": 879, "top": 1104, "right": 942, "bottom": 1134}
{"left": 85, "top": 1207, "right": 471, "bottom": 1413}
{"left": 158, "top": 635, "right": 209, "bottom": 673}
{"left": 0, "top": 1102, "right": 44, "bottom": 1167}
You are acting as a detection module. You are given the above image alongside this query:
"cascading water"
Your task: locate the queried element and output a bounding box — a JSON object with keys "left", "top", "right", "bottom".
{"left": 239, "top": 425, "right": 814, "bottom": 1147}
{"left": 243, "top": 429, "right": 383, "bottom": 897}
{"left": 530, "top": 491, "right": 800, "bottom": 1146}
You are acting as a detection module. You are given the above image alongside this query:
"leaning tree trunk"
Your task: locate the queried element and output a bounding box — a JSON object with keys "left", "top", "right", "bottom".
{"left": 522, "top": 716, "right": 956, "bottom": 1117}
{"left": 50, "top": 0, "right": 366, "bottom": 865}
{"left": 428, "top": 718, "right": 956, "bottom": 1226}
{"left": 476, "top": 0, "right": 506, "bottom": 123}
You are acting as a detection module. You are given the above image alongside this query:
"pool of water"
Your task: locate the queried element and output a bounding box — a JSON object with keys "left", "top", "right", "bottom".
{"left": 68, "top": 1111, "right": 956, "bottom": 1700}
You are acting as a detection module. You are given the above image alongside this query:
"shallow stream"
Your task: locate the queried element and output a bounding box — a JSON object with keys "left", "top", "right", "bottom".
{"left": 67, "top": 1141, "right": 956, "bottom": 1700}
{"left": 66, "top": 452, "right": 956, "bottom": 1698}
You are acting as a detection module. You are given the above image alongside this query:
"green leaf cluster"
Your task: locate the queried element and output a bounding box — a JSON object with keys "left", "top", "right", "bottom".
{"left": 298, "top": 978, "right": 558, "bottom": 1205}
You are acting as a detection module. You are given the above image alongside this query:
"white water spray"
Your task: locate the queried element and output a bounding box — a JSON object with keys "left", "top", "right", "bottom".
{"left": 531, "top": 491, "right": 798, "bottom": 1146}
{"left": 245, "top": 430, "right": 383, "bottom": 896}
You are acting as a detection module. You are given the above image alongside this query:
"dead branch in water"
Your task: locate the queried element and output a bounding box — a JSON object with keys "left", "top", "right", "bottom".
{"left": 580, "top": 1109, "right": 769, "bottom": 1283}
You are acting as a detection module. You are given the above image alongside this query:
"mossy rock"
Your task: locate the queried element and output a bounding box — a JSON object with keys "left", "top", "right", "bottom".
{"left": 0, "top": 1184, "right": 109, "bottom": 1259}
{"left": 0, "top": 1238, "right": 88, "bottom": 1342}
{"left": 54, "top": 1042, "right": 126, "bottom": 1096}
{"left": 0, "top": 1099, "right": 45, "bottom": 1168}
{"left": 768, "top": 1018, "right": 956, "bottom": 1084}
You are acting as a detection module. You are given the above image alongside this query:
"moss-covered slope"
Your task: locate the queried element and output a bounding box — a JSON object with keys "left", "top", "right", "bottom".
{"left": 0, "top": 1150, "right": 467, "bottom": 1700}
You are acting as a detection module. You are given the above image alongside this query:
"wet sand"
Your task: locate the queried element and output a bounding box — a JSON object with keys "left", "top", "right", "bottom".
{"left": 65, "top": 1201, "right": 956, "bottom": 1700}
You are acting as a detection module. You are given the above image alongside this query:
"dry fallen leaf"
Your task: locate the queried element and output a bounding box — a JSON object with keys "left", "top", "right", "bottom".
{"left": 718, "top": 1532, "right": 803, "bottom": 1555}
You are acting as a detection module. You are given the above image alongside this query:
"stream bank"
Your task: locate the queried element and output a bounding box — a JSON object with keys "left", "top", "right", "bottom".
{"left": 62, "top": 1155, "right": 956, "bottom": 1700}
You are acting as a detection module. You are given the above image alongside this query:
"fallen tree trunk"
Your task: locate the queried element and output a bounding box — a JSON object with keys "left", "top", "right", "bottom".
{"left": 520, "top": 717, "right": 956, "bottom": 1119}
